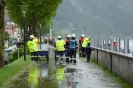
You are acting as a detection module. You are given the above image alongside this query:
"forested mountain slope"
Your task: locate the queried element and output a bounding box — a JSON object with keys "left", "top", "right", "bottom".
{"left": 52, "top": 0, "right": 133, "bottom": 38}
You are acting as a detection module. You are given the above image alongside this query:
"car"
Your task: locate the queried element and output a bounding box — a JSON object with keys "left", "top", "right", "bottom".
{"left": 4, "top": 50, "right": 9, "bottom": 65}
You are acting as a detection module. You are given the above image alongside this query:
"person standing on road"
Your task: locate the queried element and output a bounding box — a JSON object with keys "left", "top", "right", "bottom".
{"left": 70, "top": 34, "right": 78, "bottom": 63}
{"left": 27, "top": 35, "right": 38, "bottom": 61}
{"left": 81, "top": 36, "right": 91, "bottom": 57}
{"left": 79, "top": 34, "right": 85, "bottom": 57}
{"left": 56, "top": 35, "right": 66, "bottom": 62}
{"left": 65, "top": 34, "right": 71, "bottom": 63}
{"left": 86, "top": 42, "right": 93, "bottom": 62}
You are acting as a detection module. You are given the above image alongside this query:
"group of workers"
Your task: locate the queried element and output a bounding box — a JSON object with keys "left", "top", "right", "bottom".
{"left": 27, "top": 33, "right": 93, "bottom": 62}
{"left": 55, "top": 34, "right": 93, "bottom": 63}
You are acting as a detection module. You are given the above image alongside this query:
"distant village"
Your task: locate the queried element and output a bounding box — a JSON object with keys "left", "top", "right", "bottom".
{"left": 4, "top": 9, "right": 21, "bottom": 48}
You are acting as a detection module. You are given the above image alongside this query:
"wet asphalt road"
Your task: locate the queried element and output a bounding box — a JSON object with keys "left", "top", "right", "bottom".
{"left": 1, "top": 44, "right": 122, "bottom": 88}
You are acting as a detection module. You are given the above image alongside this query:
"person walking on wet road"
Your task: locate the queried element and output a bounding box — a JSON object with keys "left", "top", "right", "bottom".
{"left": 65, "top": 34, "right": 71, "bottom": 63}
{"left": 70, "top": 34, "right": 78, "bottom": 63}
{"left": 81, "top": 36, "right": 91, "bottom": 57}
{"left": 86, "top": 42, "right": 93, "bottom": 62}
{"left": 27, "top": 35, "right": 38, "bottom": 61}
{"left": 55, "top": 35, "right": 66, "bottom": 62}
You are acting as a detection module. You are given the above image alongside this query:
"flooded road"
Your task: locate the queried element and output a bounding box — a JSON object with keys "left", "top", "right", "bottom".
{"left": 1, "top": 46, "right": 122, "bottom": 88}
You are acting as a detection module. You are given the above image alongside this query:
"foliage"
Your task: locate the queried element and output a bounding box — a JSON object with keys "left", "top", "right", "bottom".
{"left": 5, "top": 31, "right": 10, "bottom": 40}
{"left": 8, "top": 45, "right": 30, "bottom": 62}
{"left": 6, "top": 0, "right": 63, "bottom": 36}
{"left": 52, "top": 0, "right": 133, "bottom": 38}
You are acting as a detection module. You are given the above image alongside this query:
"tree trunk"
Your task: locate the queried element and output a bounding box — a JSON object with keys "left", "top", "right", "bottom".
{"left": 0, "top": 5, "right": 5, "bottom": 68}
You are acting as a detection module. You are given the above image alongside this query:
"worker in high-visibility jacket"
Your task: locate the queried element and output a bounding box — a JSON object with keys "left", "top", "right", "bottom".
{"left": 56, "top": 35, "right": 65, "bottom": 62}
{"left": 27, "top": 35, "right": 38, "bottom": 60}
{"left": 69, "top": 34, "right": 78, "bottom": 63}
{"left": 81, "top": 36, "right": 91, "bottom": 57}
{"left": 79, "top": 34, "right": 85, "bottom": 57}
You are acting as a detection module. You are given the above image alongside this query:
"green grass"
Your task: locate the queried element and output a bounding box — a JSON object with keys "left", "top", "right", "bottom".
{"left": 0, "top": 55, "right": 34, "bottom": 86}
{"left": 90, "top": 58, "right": 133, "bottom": 88}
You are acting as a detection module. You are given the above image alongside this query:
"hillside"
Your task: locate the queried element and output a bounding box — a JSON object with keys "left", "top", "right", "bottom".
{"left": 52, "top": 0, "right": 133, "bottom": 38}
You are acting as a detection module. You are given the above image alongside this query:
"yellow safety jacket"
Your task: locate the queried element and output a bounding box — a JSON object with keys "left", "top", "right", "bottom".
{"left": 56, "top": 40, "right": 65, "bottom": 51}
{"left": 82, "top": 38, "right": 90, "bottom": 48}
{"left": 27, "top": 40, "right": 38, "bottom": 52}
{"left": 34, "top": 37, "right": 39, "bottom": 45}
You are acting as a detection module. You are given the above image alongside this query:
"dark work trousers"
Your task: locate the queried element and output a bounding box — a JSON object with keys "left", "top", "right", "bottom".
{"left": 58, "top": 51, "right": 64, "bottom": 61}
{"left": 82, "top": 47, "right": 86, "bottom": 57}
{"left": 87, "top": 53, "right": 91, "bottom": 62}
{"left": 31, "top": 52, "right": 36, "bottom": 61}
{"left": 70, "top": 50, "right": 76, "bottom": 63}
{"left": 66, "top": 49, "right": 70, "bottom": 62}
{"left": 79, "top": 45, "right": 82, "bottom": 57}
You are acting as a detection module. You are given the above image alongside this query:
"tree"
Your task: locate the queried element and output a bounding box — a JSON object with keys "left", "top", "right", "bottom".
{"left": 6, "top": 0, "right": 62, "bottom": 36}
{"left": 0, "top": 0, "right": 6, "bottom": 68}
{"left": 5, "top": 31, "right": 10, "bottom": 40}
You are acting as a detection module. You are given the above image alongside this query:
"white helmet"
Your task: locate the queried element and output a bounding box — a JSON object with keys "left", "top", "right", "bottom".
{"left": 58, "top": 35, "right": 61, "bottom": 38}
{"left": 30, "top": 35, "right": 34, "bottom": 39}
{"left": 67, "top": 34, "right": 71, "bottom": 37}
{"left": 71, "top": 34, "right": 75, "bottom": 37}
{"left": 81, "top": 34, "right": 85, "bottom": 37}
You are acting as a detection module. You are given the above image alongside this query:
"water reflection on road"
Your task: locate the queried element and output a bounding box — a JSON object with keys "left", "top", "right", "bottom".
{"left": 1, "top": 47, "right": 122, "bottom": 88}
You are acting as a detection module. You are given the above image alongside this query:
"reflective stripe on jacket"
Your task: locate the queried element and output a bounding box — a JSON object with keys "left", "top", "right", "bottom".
{"left": 56, "top": 40, "right": 65, "bottom": 51}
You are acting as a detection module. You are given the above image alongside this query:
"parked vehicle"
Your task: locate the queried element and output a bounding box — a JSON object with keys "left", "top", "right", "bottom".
{"left": 4, "top": 50, "right": 9, "bottom": 65}
{"left": 4, "top": 45, "right": 18, "bottom": 65}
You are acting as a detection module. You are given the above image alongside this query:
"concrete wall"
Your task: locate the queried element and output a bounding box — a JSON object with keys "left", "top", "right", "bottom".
{"left": 91, "top": 48, "right": 133, "bottom": 84}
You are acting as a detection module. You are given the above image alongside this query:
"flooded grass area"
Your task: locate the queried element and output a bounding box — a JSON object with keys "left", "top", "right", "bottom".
{"left": 0, "top": 55, "right": 33, "bottom": 86}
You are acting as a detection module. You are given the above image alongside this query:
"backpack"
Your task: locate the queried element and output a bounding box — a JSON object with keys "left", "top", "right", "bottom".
{"left": 70, "top": 40, "right": 76, "bottom": 50}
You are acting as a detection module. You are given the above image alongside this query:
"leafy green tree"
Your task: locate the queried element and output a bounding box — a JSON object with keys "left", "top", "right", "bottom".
{"left": 5, "top": 31, "right": 10, "bottom": 40}
{"left": 0, "top": 0, "right": 6, "bottom": 68}
{"left": 6, "top": 0, "right": 62, "bottom": 36}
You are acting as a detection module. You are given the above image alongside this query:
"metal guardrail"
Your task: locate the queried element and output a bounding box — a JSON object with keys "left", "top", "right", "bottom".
{"left": 91, "top": 37, "right": 133, "bottom": 56}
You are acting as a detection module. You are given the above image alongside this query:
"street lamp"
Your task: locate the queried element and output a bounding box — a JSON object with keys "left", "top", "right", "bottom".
{"left": 19, "top": 5, "right": 28, "bottom": 61}
{"left": 22, "top": 10, "right": 26, "bottom": 61}
{"left": 50, "top": 28, "right": 52, "bottom": 39}
{"left": 39, "top": 22, "right": 42, "bottom": 50}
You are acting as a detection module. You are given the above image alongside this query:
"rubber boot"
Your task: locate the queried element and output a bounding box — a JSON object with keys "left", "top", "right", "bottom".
{"left": 66, "top": 58, "right": 69, "bottom": 63}
{"left": 73, "top": 59, "right": 77, "bottom": 63}
{"left": 69, "top": 60, "right": 72, "bottom": 63}
{"left": 79, "top": 52, "right": 82, "bottom": 57}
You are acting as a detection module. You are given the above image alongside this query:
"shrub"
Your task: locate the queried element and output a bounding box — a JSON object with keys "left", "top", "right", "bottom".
{"left": 8, "top": 45, "right": 30, "bottom": 63}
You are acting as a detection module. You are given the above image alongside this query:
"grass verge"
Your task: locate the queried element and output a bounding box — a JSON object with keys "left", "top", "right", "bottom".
{"left": 0, "top": 55, "right": 35, "bottom": 86}
{"left": 90, "top": 58, "right": 133, "bottom": 88}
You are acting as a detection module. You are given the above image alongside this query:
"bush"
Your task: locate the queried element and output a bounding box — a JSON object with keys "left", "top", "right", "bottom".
{"left": 8, "top": 45, "right": 30, "bottom": 63}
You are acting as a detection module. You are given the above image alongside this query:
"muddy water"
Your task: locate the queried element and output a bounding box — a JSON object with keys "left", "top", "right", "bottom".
{"left": 1, "top": 47, "right": 122, "bottom": 88}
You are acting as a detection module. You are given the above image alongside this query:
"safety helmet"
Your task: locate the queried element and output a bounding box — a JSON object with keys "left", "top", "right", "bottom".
{"left": 81, "top": 34, "right": 85, "bottom": 37}
{"left": 71, "top": 34, "right": 75, "bottom": 37}
{"left": 58, "top": 35, "right": 61, "bottom": 39}
{"left": 67, "top": 34, "right": 71, "bottom": 37}
{"left": 30, "top": 35, "right": 34, "bottom": 39}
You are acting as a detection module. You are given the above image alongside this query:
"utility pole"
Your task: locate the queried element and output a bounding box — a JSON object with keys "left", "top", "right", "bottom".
{"left": 0, "top": 0, "right": 6, "bottom": 68}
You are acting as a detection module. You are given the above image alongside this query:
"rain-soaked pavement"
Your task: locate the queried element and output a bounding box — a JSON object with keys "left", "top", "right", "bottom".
{"left": 1, "top": 45, "right": 122, "bottom": 88}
